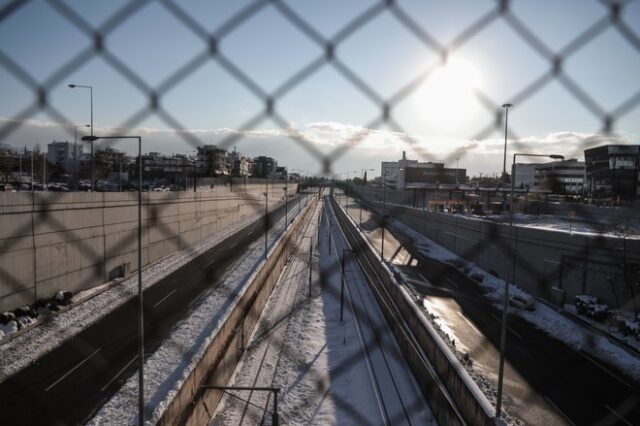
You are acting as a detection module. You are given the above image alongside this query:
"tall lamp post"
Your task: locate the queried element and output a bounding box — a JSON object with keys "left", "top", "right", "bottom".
{"left": 291, "top": 169, "right": 308, "bottom": 214}
{"left": 284, "top": 167, "right": 288, "bottom": 229}
{"left": 359, "top": 168, "right": 374, "bottom": 230}
{"left": 381, "top": 168, "right": 402, "bottom": 261}
{"left": 69, "top": 84, "right": 94, "bottom": 191}
{"left": 82, "top": 134, "right": 145, "bottom": 425}
{"left": 501, "top": 103, "right": 513, "bottom": 213}
{"left": 264, "top": 176, "right": 269, "bottom": 258}
{"left": 495, "top": 151, "right": 564, "bottom": 419}
{"left": 501, "top": 103, "right": 513, "bottom": 182}
{"left": 73, "top": 124, "right": 90, "bottom": 191}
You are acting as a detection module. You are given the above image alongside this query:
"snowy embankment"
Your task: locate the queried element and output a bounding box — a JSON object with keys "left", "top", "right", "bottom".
{"left": 215, "top": 199, "right": 434, "bottom": 425}
{"left": 89, "top": 201, "right": 304, "bottom": 425}
{"left": 467, "top": 212, "right": 640, "bottom": 239}
{"left": 0, "top": 208, "right": 273, "bottom": 382}
{"left": 389, "top": 219, "right": 640, "bottom": 384}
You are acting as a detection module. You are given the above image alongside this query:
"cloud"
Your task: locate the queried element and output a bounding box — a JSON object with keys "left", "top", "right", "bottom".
{"left": 475, "top": 131, "right": 630, "bottom": 160}
{"left": 0, "top": 116, "right": 635, "bottom": 177}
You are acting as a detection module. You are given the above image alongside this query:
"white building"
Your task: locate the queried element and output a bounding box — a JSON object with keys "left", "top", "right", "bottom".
{"left": 514, "top": 158, "right": 585, "bottom": 194}
{"left": 381, "top": 151, "right": 443, "bottom": 189}
{"left": 196, "top": 144, "right": 229, "bottom": 176}
{"left": 47, "top": 140, "right": 78, "bottom": 173}
{"left": 535, "top": 159, "right": 585, "bottom": 194}
{"left": 228, "top": 149, "right": 249, "bottom": 177}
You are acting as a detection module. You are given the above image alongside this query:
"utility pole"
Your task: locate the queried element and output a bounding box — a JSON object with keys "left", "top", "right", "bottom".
{"left": 501, "top": 103, "right": 513, "bottom": 213}
{"left": 308, "top": 237, "right": 313, "bottom": 298}
{"left": 265, "top": 177, "right": 269, "bottom": 258}
{"left": 340, "top": 249, "right": 347, "bottom": 322}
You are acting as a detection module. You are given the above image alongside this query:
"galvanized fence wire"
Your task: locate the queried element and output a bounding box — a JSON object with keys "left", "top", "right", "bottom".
{"left": 0, "top": 0, "right": 639, "bottom": 424}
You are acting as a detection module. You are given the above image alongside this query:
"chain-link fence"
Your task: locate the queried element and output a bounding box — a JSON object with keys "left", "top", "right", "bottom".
{"left": 1, "top": 0, "right": 639, "bottom": 424}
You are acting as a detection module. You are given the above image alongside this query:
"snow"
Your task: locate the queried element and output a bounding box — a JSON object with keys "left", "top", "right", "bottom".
{"left": 88, "top": 198, "right": 310, "bottom": 425}
{"left": 0, "top": 203, "right": 284, "bottom": 382}
{"left": 213, "top": 198, "right": 435, "bottom": 425}
{"left": 467, "top": 212, "right": 640, "bottom": 239}
{"left": 388, "top": 218, "right": 640, "bottom": 383}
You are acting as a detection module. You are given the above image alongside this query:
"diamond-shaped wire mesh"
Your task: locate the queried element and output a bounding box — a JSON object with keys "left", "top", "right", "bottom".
{"left": 1, "top": 0, "right": 639, "bottom": 424}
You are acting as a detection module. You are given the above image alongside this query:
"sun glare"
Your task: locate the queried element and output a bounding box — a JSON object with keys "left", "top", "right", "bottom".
{"left": 415, "top": 57, "right": 482, "bottom": 132}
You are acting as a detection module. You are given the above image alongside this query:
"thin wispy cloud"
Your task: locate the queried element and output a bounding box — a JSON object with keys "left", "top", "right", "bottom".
{"left": 1, "top": 116, "right": 634, "bottom": 175}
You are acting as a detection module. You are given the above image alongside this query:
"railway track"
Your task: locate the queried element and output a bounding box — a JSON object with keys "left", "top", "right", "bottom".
{"left": 220, "top": 202, "right": 321, "bottom": 425}
{"left": 325, "top": 196, "right": 424, "bottom": 426}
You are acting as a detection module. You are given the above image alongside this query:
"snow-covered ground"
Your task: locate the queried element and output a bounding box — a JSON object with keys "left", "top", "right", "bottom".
{"left": 213, "top": 198, "right": 435, "bottom": 425}
{"left": 477, "top": 213, "right": 640, "bottom": 239}
{"left": 390, "top": 219, "right": 640, "bottom": 384}
{"left": 378, "top": 200, "right": 640, "bottom": 238}
{"left": 89, "top": 197, "right": 309, "bottom": 425}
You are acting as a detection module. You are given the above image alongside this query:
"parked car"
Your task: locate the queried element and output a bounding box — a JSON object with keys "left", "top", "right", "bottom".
{"left": 509, "top": 293, "right": 535, "bottom": 311}
{"left": 574, "top": 295, "right": 609, "bottom": 321}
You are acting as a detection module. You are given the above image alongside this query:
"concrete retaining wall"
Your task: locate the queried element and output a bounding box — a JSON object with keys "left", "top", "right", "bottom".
{"left": 157, "top": 195, "right": 318, "bottom": 425}
{"left": 331, "top": 197, "right": 494, "bottom": 426}
{"left": 0, "top": 182, "right": 297, "bottom": 313}
{"left": 355, "top": 191, "right": 640, "bottom": 311}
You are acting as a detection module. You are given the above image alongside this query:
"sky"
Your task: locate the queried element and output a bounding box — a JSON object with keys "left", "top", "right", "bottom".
{"left": 1, "top": 0, "right": 639, "bottom": 177}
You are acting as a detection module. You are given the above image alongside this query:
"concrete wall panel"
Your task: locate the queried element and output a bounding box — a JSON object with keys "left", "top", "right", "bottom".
{"left": 0, "top": 183, "right": 283, "bottom": 312}
{"left": 357, "top": 193, "right": 640, "bottom": 311}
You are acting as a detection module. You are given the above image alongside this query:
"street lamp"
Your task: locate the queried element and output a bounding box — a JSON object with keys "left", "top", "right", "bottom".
{"left": 359, "top": 168, "right": 374, "bottom": 230}
{"left": 73, "top": 124, "right": 90, "bottom": 191}
{"left": 501, "top": 103, "right": 513, "bottom": 213}
{"left": 340, "top": 248, "right": 351, "bottom": 322}
{"left": 69, "top": 84, "right": 94, "bottom": 190}
{"left": 82, "top": 134, "right": 145, "bottom": 425}
{"left": 381, "top": 168, "right": 402, "bottom": 261}
{"left": 284, "top": 167, "right": 288, "bottom": 229}
{"left": 291, "top": 168, "right": 308, "bottom": 214}
{"left": 455, "top": 157, "right": 460, "bottom": 187}
{"left": 495, "top": 151, "right": 564, "bottom": 420}
{"left": 501, "top": 103, "right": 513, "bottom": 183}
{"left": 264, "top": 176, "right": 269, "bottom": 258}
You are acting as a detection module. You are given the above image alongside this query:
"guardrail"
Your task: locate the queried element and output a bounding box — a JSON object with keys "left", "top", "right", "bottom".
{"left": 157, "top": 195, "right": 318, "bottom": 425}
{"left": 330, "top": 196, "right": 495, "bottom": 426}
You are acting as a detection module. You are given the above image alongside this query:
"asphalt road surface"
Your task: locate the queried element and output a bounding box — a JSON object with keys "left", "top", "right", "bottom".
{"left": 0, "top": 196, "right": 304, "bottom": 425}
{"left": 341, "top": 194, "right": 639, "bottom": 425}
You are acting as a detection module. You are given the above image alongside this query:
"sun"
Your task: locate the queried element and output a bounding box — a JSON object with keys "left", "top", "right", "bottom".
{"left": 415, "top": 57, "right": 482, "bottom": 131}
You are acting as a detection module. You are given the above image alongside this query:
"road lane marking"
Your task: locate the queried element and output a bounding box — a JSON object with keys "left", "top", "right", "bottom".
{"left": 443, "top": 275, "right": 459, "bottom": 289}
{"left": 508, "top": 326, "right": 522, "bottom": 339}
{"left": 100, "top": 355, "right": 138, "bottom": 392}
{"left": 45, "top": 347, "right": 102, "bottom": 392}
{"left": 544, "top": 396, "right": 576, "bottom": 425}
{"left": 456, "top": 311, "right": 481, "bottom": 335}
{"left": 203, "top": 255, "right": 219, "bottom": 269}
{"left": 490, "top": 314, "right": 521, "bottom": 339}
{"left": 604, "top": 404, "right": 633, "bottom": 425}
{"left": 153, "top": 289, "right": 177, "bottom": 308}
